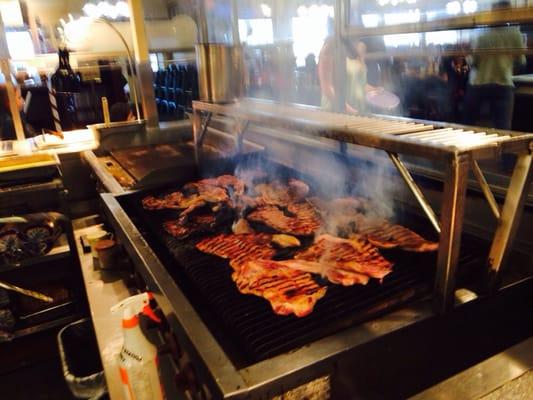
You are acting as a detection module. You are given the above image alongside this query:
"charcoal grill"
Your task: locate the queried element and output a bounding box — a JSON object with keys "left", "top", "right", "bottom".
{"left": 192, "top": 99, "right": 533, "bottom": 313}
{"left": 101, "top": 153, "right": 489, "bottom": 399}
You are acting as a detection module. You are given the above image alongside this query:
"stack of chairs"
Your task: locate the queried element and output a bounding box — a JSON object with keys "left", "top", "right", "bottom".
{"left": 154, "top": 63, "right": 199, "bottom": 121}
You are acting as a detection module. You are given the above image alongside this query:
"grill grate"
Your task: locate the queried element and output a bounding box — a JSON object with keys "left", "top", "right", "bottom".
{"left": 119, "top": 162, "right": 485, "bottom": 365}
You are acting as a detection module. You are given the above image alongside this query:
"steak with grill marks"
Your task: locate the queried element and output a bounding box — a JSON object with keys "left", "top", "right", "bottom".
{"left": 295, "top": 234, "right": 393, "bottom": 280}
{"left": 272, "top": 259, "right": 370, "bottom": 286}
{"left": 196, "top": 233, "right": 276, "bottom": 271}
{"left": 353, "top": 219, "right": 438, "bottom": 252}
{"left": 163, "top": 214, "right": 217, "bottom": 239}
{"left": 184, "top": 175, "right": 245, "bottom": 196}
{"left": 247, "top": 203, "right": 321, "bottom": 236}
{"left": 232, "top": 259, "right": 327, "bottom": 317}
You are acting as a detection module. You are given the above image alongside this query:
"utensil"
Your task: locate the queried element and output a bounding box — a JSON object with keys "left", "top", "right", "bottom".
{"left": 0, "top": 280, "right": 54, "bottom": 303}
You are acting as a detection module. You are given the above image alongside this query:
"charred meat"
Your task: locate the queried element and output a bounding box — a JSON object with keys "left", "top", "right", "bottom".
{"left": 163, "top": 215, "right": 217, "bottom": 239}
{"left": 247, "top": 204, "right": 321, "bottom": 236}
{"left": 295, "top": 234, "right": 393, "bottom": 280}
{"left": 196, "top": 233, "right": 276, "bottom": 271}
{"left": 233, "top": 259, "right": 327, "bottom": 318}
{"left": 357, "top": 222, "right": 439, "bottom": 252}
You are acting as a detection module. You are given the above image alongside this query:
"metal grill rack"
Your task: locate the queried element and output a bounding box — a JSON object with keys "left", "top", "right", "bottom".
{"left": 192, "top": 99, "right": 533, "bottom": 312}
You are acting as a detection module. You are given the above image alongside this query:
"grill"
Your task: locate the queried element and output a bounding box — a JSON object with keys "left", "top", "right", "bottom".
{"left": 192, "top": 99, "right": 533, "bottom": 313}
{"left": 118, "top": 156, "right": 484, "bottom": 366}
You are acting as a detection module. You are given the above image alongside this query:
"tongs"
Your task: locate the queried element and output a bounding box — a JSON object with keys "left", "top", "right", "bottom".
{"left": 0, "top": 280, "right": 54, "bottom": 303}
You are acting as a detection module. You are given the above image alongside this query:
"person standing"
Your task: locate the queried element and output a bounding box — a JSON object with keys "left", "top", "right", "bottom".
{"left": 463, "top": 1, "right": 526, "bottom": 130}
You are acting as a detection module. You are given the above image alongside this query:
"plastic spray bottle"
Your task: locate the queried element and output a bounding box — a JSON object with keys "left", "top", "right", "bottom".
{"left": 111, "top": 292, "right": 164, "bottom": 400}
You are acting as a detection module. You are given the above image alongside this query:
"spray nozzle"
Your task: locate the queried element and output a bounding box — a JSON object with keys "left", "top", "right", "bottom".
{"left": 111, "top": 292, "right": 161, "bottom": 323}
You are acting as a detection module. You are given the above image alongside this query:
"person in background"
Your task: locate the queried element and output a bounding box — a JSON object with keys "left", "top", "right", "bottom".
{"left": 0, "top": 84, "right": 35, "bottom": 140}
{"left": 110, "top": 102, "right": 135, "bottom": 122}
{"left": 345, "top": 40, "right": 382, "bottom": 114}
{"left": 318, "top": 37, "right": 335, "bottom": 110}
{"left": 463, "top": 1, "right": 526, "bottom": 130}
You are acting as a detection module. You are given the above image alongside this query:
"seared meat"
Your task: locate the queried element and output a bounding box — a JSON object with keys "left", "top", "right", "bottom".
{"left": 295, "top": 234, "right": 393, "bottom": 280}
{"left": 163, "top": 214, "right": 217, "bottom": 239}
{"left": 247, "top": 204, "right": 321, "bottom": 236}
{"left": 142, "top": 191, "right": 187, "bottom": 210}
{"left": 196, "top": 233, "right": 276, "bottom": 271}
{"left": 233, "top": 259, "right": 327, "bottom": 317}
{"left": 185, "top": 175, "right": 245, "bottom": 196}
{"left": 274, "top": 259, "right": 370, "bottom": 286}
{"left": 356, "top": 222, "right": 439, "bottom": 252}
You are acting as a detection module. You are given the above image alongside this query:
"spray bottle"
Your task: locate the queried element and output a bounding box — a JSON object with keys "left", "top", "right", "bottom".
{"left": 111, "top": 292, "right": 164, "bottom": 400}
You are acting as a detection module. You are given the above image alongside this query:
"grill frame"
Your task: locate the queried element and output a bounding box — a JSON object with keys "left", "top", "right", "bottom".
{"left": 102, "top": 191, "right": 440, "bottom": 399}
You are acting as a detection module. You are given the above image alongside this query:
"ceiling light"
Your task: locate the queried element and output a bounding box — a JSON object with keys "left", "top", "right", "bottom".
{"left": 446, "top": 1, "right": 461, "bottom": 15}
{"left": 463, "top": 0, "right": 478, "bottom": 14}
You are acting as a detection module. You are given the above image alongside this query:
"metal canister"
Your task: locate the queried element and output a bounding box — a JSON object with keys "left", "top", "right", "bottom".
{"left": 195, "top": 43, "right": 244, "bottom": 103}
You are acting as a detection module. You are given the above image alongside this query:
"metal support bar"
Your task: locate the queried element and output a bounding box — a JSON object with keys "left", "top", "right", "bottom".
{"left": 235, "top": 119, "right": 249, "bottom": 155}
{"left": 434, "top": 154, "right": 470, "bottom": 313}
{"left": 471, "top": 160, "right": 501, "bottom": 220}
{"left": 387, "top": 152, "right": 441, "bottom": 234}
{"left": 192, "top": 111, "right": 212, "bottom": 163}
{"left": 0, "top": 59, "right": 25, "bottom": 141}
{"left": 487, "top": 153, "right": 533, "bottom": 290}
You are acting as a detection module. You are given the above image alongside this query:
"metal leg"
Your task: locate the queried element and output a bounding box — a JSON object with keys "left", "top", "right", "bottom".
{"left": 235, "top": 119, "right": 249, "bottom": 155}
{"left": 192, "top": 108, "right": 202, "bottom": 164}
{"left": 193, "top": 111, "right": 212, "bottom": 164}
{"left": 388, "top": 152, "right": 441, "bottom": 234}
{"left": 471, "top": 160, "right": 501, "bottom": 220}
{"left": 487, "top": 153, "right": 533, "bottom": 290}
{"left": 434, "top": 154, "right": 470, "bottom": 313}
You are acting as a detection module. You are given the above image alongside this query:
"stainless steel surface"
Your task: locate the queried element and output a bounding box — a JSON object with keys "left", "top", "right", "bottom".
{"left": 100, "top": 192, "right": 435, "bottom": 399}
{"left": 83, "top": 151, "right": 127, "bottom": 195}
{"left": 195, "top": 44, "right": 244, "bottom": 104}
{"left": 88, "top": 120, "right": 147, "bottom": 144}
{"left": 435, "top": 154, "right": 469, "bottom": 313}
{"left": 0, "top": 280, "right": 53, "bottom": 303}
{"left": 487, "top": 153, "right": 533, "bottom": 290}
{"left": 388, "top": 152, "right": 441, "bottom": 234}
{"left": 471, "top": 160, "right": 501, "bottom": 220}
{"left": 410, "top": 337, "right": 533, "bottom": 400}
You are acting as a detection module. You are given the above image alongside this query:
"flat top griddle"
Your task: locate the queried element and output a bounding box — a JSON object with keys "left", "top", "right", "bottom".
{"left": 119, "top": 156, "right": 485, "bottom": 367}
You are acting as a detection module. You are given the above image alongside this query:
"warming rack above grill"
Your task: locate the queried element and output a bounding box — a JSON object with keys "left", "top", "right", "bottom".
{"left": 192, "top": 99, "right": 533, "bottom": 313}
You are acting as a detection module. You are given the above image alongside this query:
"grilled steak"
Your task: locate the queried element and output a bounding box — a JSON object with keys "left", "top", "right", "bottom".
{"left": 274, "top": 259, "right": 370, "bottom": 286}
{"left": 295, "top": 234, "right": 393, "bottom": 280}
{"left": 163, "top": 214, "right": 217, "bottom": 239}
{"left": 184, "top": 175, "right": 245, "bottom": 196}
{"left": 247, "top": 204, "right": 321, "bottom": 236}
{"left": 357, "top": 222, "right": 439, "bottom": 252}
{"left": 271, "top": 234, "right": 301, "bottom": 248}
{"left": 196, "top": 233, "right": 276, "bottom": 271}
{"left": 233, "top": 259, "right": 327, "bottom": 317}
{"left": 142, "top": 191, "right": 187, "bottom": 210}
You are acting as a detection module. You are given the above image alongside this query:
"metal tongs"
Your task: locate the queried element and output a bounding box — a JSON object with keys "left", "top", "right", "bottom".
{"left": 0, "top": 280, "right": 54, "bottom": 303}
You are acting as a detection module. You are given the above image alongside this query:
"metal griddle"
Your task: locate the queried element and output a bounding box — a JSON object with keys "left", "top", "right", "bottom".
{"left": 110, "top": 143, "right": 220, "bottom": 189}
